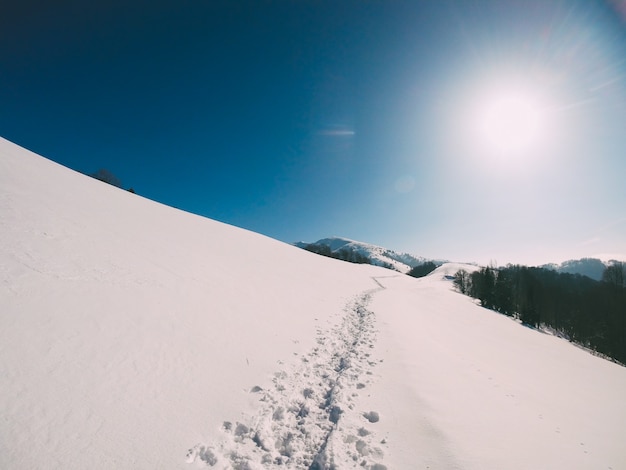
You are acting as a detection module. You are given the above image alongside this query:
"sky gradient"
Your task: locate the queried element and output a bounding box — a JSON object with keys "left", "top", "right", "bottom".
{"left": 2, "top": 0, "right": 625, "bottom": 265}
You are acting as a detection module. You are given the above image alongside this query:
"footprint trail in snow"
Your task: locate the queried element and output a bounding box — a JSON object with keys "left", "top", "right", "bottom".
{"left": 187, "top": 285, "right": 387, "bottom": 469}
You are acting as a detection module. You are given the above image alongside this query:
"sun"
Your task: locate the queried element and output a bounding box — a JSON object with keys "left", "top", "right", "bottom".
{"left": 466, "top": 82, "right": 554, "bottom": 163}
{"left": 476, "top": 90, "right": 544, "bottom": 153}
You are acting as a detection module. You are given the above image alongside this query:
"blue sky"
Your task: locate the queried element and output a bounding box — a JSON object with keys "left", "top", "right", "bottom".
{"left": 1, "top": 0, "right": 625, "bottom": 265}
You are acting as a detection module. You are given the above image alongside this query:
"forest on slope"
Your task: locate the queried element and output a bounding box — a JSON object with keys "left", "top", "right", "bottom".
{"left": 454, "top": 263, "right": 626, "bottom": 364}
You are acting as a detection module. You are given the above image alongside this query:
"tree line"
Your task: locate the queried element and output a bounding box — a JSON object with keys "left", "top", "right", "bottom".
{"left": 301, "top": 243, "right": 371, "bottom": 265}
{"left": 454, "top": 263, "right": 626, "bottom": 364}
{"left": 407, "top": 261, "right": 438, "bottom": 278}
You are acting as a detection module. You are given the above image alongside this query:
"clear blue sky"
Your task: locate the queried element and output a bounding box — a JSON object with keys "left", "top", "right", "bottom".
{"left": 2, "top": 0, "right": 625, "bottom": 265}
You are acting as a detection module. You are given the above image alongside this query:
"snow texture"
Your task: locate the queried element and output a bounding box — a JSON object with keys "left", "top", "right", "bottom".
{"left": 186, "top": 288, "right": 387, "bottom": 469}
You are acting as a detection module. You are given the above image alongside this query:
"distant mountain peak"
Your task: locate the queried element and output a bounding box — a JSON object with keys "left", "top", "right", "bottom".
{"left": 295, "top": 236, "right": 441, "bottom": 273}
{"left": 540, "top": 257, "right": 608, "bottom": 281}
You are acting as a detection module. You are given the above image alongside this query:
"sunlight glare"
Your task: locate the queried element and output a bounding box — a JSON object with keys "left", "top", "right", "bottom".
{"left": 465, "top": 81, "right": 557, "bottom": 166}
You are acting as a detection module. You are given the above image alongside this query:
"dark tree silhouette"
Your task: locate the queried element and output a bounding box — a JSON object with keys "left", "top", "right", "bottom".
{"left": 90, "top": 168, "right": 122, "bottom": 188}
{"left": 407, "top": 262, "right": 438, "bottom": 278}
{"left": 603, "top": 262, "right": 625, "bottom": 288}
{"left": 301, "top": 244, "right": 370, "bottom": 265}
{"left": 453, "top": 269, "right": 469, "bottom": 294}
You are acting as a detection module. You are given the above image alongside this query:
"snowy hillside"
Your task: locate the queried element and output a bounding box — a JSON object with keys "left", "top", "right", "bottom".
{"left": 0, "top": 137, "right": 385, "bottom": 469}
{"left": 295, "top": 236, "right": 437, "bottom": 273}
{"left": 2, "top": 137, "right": 626, "bottom": 470}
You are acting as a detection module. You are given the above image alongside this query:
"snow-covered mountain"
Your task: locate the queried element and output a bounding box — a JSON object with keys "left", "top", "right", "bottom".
{"left": 541, "top": 258, "right": 609, "bottom": 281}
{"left": 295, "top": 236, "right": 439, "bottom": 273}
{"left": 2, "top": 137, "right": 626, "bottom": 470}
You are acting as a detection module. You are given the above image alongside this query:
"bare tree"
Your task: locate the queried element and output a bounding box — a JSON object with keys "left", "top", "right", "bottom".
{"left": 90, "top": 168, "right": 122, "bottom": 188}
{"left": 602, "top": 262, "right": 625, "bottom": 287}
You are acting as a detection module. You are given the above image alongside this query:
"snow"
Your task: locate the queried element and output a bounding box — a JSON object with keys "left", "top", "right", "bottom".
{"left": 1, "top": 137, "right": 625, "bottom": 469}
{"left": 0, "top": 137, "right": 383, "bottom": 468}
{"left": 366, "top": 270, "right": 626, "bottom": 469}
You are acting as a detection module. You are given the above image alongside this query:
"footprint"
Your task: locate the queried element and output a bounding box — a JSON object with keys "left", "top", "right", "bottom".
{"left": 363, "top": 411, "right": 380, "bottom": 423}
{"left": 187, "top": 287, "right": 385, "bottom": 468}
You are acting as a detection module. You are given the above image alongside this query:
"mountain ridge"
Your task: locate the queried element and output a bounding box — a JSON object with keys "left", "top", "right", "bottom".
{"left": 295, "top": 236, "right": 444, "bottom": 273}
{"left": 296, "top": 237, "right": 623, "bottom": 282}
{"left": 540, "top": 257, "right": 613, "bottom": 281}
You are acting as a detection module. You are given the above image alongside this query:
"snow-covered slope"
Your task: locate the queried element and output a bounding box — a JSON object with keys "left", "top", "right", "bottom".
{"left": 2, "top": 137, "right": 626, "bottom": 470}
{"left": 0, "top": 138, "right": 385, "bottom": 469}
{"left": 295, "top": 236, "right": 436, "bottom": 273}
{"left": 368, "top": 268, "right": 626, "bottom": 469}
